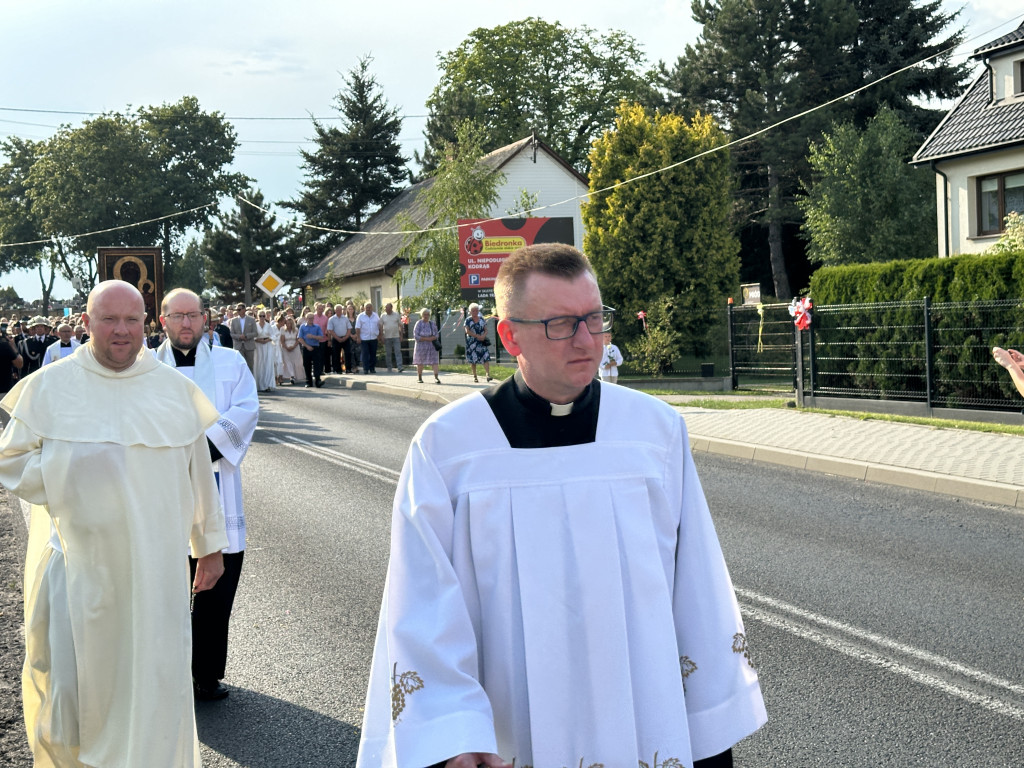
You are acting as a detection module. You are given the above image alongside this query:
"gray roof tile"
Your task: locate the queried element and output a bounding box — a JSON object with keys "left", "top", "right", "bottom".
{"left": 912, "top": 71, "right": 1024, "bottom": 163}
{"left": 973, "top": 20, "right": 1024, "bottom": 57}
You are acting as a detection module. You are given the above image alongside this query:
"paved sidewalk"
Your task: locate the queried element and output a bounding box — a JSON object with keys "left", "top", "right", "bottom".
{"left": 320, "top": 369, "right": 1024, "bottom": 510}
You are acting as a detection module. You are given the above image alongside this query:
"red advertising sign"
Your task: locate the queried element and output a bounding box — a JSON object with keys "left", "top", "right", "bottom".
{"left": 457, "top": 217, "right": 574, "bottom": 301}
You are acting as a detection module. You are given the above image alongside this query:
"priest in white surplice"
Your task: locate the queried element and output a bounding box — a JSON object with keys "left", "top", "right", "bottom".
{"left": 357, "top": 245, "right": 766, "bottom": 768}
{"left": 41, "top": 323, "right": 80, "bottom": 366}
{"left": 0, "top": 280, "right": 227, "bottom": 767}
{"left": 155, "top": 287, "right": 259, "bottom": 701}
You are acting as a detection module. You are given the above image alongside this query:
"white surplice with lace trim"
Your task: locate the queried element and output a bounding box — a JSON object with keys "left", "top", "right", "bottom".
{"left": 357, "top": 383, "right": 766, "bottom": 768}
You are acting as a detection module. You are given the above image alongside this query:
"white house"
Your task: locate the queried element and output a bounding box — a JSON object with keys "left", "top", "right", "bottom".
{"left": 912, "top": 21, "right": 1024, "bottom": 256}
{"left": 301, "top": 135, "right": 589, "bottom": 308}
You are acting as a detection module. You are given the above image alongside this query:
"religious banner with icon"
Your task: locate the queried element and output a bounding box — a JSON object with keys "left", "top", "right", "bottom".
{"left": 97, "top": 247, "right": 163, "bottom": 328}
{"left": 457, "top": 217, "right": 574, "bottom": 301}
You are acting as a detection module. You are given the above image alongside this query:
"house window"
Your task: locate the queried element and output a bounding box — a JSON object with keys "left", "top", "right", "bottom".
{"left": 978, "top": 170, "right": 1024, "bottom": 235}
{"left": 1016, "top": 60, "right": 1024, "bottom": 96}
{"left": 371, "top": 285, "right": 382, "bottom": 310}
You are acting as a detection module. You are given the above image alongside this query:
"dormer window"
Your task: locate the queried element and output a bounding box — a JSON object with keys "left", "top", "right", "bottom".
{"left": 979, "top": 170, "right": 1024, "bottom": 235}
{"left": 1016, "top": 59, "right": 1024, "bottom": 96}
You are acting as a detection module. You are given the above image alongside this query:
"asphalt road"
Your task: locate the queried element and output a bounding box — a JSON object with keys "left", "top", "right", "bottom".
{"left": 5, "top": 384, "right": 1024, "bottom": 766}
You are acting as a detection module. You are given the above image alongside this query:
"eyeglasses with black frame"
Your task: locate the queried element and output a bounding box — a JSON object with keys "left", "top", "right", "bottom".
{"left": 507, "top": 307, "right": 615, "bottom": 340}
{"left": 164, "top": 311, "right": 205, "bottom": 324}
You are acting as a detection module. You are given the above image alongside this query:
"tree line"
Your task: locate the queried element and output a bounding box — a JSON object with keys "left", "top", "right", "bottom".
{"left": 0, "top": 2, "right": 966, "bottom": 332}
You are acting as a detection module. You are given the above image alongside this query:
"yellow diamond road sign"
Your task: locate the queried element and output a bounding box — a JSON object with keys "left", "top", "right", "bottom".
{"left": 256, "top": 269, "right": 283, "bottom": 297}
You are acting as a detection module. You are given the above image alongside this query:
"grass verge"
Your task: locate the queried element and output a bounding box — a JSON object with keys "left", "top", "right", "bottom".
{"left": 439, "top": 363, "right": 516, "bottom": 380}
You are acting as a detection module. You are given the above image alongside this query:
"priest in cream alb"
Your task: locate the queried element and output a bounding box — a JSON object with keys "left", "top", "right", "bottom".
{"left": 0, "top": 280, "right": 227, "bottom": 767}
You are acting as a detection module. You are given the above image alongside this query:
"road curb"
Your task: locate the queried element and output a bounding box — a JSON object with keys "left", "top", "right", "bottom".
{"left": 330, "top": 374, "right": 456, "bottom": 406}
{"left": 690, "top": 435, "right": 1024, "bottom": 509}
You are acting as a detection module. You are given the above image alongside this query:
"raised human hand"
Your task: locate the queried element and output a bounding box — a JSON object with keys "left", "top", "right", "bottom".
{"left": 992, "top": 346, "right": 1019, "bottom": 370}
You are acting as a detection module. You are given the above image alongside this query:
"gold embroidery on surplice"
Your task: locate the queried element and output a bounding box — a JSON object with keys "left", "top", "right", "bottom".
{"left": 732, "top": 632, "right": 755, "bottom": 669}
{"left": 390, "top": 663, "right": 424, "bottom": 723}
{"left": 679, "top": 655, "right": 698, "bottom": 690}
{"left": 639, "top": 752, "right": 685, "bottom": 767}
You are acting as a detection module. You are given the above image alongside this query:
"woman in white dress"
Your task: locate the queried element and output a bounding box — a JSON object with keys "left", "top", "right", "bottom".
{"left": 253, "top": 309, "right": 277, "bottom": 392}
{"left": 274, "top": 313, "right": 287, "bottom": 385}
{"left": 278, "top": 315, "right": 304, "bottom": 385}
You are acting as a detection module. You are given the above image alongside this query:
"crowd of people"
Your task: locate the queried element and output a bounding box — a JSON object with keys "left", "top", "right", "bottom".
{"left": 0, "top": 301, "right": 630, "bottom": 399}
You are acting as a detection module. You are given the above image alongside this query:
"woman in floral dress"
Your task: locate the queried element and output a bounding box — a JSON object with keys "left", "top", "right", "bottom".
{"left": 413, "top": 308, "right": 440, "bottom": 384}
{"left": 463, "top": 302, "right": 492, "bottom": 383}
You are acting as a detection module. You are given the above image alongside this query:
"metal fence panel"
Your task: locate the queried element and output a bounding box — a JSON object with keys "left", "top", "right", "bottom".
{"left": 804, "top": 299, "right": 1024, "bottom": 412}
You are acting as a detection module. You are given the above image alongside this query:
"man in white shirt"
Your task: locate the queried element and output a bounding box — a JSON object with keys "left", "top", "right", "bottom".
{"left": 380, "top": 302, "right": 404, "bottom": 373}
{"left": 354, "top": 302, "right": 382, "bottom": 374}
{"left": 327, "top": 303, "right": 352, "bottom": 374}
{"left": 41, "top": 323, "right": 80, "bottom": 366}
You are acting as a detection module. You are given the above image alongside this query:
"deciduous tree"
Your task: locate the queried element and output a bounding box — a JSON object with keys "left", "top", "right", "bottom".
{"left": 420, "top": 18, "right": 654, "bottom": 173}
{"left": 138, "top": 96, "right": 249, "bottom": 278}
{"left": 399, "top": 121, "right": 503, "bottom": 309}
{"left": 0, "top": 137, "right": 60, "bottom": 309}
{"left": 2, "top": 99, "right": 245, "bottom": 302}
{"left": 799, "top": 108, "right": 936, "bottom": 266}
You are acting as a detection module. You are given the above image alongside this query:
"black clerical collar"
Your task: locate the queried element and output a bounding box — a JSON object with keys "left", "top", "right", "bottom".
{"left": 60, "top": 342, "right": 72, "bottom": 347}
{"left": 511, "top": 370, "right": 594, "bottom": 417}
{"left": 483, "top": 370, "right": 600, "bottom": 449}
{"left": 172, "top": 346, "right": 197, "bottom": 367}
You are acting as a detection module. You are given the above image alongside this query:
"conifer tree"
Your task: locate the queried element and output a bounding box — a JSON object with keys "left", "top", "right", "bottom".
{"left": 660, "top": 0, "right": 967, "bottom": 299}
{"left": 284, "top": 56, "right": 408, "bottom": 262}
{"left": 203, "top": 189, "right": 292, "bottom": 304}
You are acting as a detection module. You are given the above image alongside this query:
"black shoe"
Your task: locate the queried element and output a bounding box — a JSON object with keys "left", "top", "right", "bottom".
{"left": 315, "top": 378, "right": 323, "bottom": 388}
{"left": 194, "top": 681, "right": 230, "bottom": 701}
{"left": 434, "top": 376, "right": 441, "bottom": 384}
{"left": 486, "top": 376, "right": 493, "bottom": 382}
{"left": 304, "top": 383, "right": 312, "bottom": 388}
{"left": 290, "top": 377, "right": 295, "bottom": 385}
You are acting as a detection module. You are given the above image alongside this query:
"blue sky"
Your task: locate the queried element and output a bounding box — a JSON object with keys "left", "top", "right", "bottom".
{"left": 0, "top": 0, "right": 1016, "bottom": 301}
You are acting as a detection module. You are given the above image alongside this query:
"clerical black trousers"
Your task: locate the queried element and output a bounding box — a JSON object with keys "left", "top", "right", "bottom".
{"left": 189, "top": 551, "right": 245, "bottom": 684}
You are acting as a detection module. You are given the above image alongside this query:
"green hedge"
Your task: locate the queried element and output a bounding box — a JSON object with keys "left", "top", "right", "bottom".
{"left": 807, "top": 251, "right": 1024, "bottom": 408}
{"left": 809, "top": 251, "right": 1024, "bottom": 304}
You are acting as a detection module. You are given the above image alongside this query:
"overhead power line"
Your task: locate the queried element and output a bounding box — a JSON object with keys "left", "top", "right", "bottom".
{"left": 1, "top": 10, "right": 1021, "bottom": 249}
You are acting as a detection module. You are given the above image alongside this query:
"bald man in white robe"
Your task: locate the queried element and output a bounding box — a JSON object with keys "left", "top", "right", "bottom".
{"left": 0, "top": 280, "right": 226, "bottom": 767}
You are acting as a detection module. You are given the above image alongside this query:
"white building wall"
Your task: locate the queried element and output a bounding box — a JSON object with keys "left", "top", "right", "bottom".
{"left": 489, "top": 150, "right": 589, "bottom": 251}
{"left": 937, "top": 145, "right": 1024, "bottom": 255}
{"left": 989, "top": 50, "right": 1024, "bottom": 103}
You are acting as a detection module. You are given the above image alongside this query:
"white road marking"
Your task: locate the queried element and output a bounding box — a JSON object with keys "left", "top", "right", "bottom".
{"left": 736, "top": 586, "right": 1024, "bottom": 698}
{"left": 741, "top": 602, "right": 1024, "bottom": 721}
{"left": 267, "top": 434, "right": 401, "bottom": 485}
